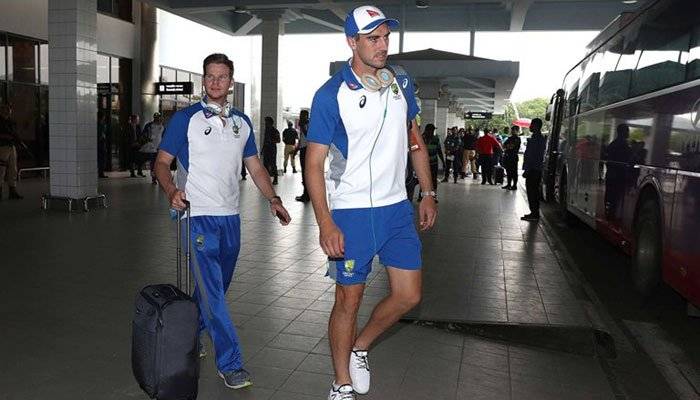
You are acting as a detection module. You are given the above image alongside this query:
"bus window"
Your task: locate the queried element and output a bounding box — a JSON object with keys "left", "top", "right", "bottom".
{"left": 688, "top": 26, "right": 700, "bottom": 80}
{"left": 579, "top": 52, "right": 603, "bottom": 112}
{"left": 630, "top": 6, "right": 693, "bottom": 97}
{"left": 563, "top": 65, "right": 581, "bottom": 118}
{"left": 598, "top": 37, "right": 625, "bottom": 106}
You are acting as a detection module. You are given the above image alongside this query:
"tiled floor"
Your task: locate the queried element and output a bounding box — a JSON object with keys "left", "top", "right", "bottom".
{"left": 0, "top": 172, "right": 611, "bottom": 399}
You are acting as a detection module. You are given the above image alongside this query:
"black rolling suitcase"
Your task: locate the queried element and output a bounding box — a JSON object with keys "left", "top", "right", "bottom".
{"left": 494, "top": 165, "right": 505, "bottom": 184}
{"left": 132, "top": 206, "right": 200, "bottom": 400}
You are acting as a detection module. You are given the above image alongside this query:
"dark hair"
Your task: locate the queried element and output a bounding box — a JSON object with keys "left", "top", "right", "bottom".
{"left": 531, "top": 118, "right": 543, "bottom": 130}
{"left": 203, "top": 53, "right": 234, "bottom": 77}
{"left": 265, "top": 116, "right": 274, "bottom": 124}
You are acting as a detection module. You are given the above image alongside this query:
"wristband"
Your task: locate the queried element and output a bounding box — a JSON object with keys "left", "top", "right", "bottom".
{"left": 269, "top": 195, "right": 281, "bottom": 204}
{"left": 420, "top": 191, "right": 437, "bottom": 199}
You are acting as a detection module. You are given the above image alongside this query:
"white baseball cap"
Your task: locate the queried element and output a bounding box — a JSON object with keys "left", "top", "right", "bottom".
{"left": 344, "top": 5, "right": 399, "bottom": 37}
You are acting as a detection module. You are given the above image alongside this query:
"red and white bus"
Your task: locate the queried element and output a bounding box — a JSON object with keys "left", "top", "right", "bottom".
{"left": 544, "top": 0, "right": 700, "bottom": 309}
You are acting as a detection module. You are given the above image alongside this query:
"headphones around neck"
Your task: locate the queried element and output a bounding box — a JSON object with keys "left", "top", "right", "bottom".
{"left": 203, "top": 97, "right": 232, "bottom": 118}
{"left": 360, "top": 68, "right": 395, "bottom": 92}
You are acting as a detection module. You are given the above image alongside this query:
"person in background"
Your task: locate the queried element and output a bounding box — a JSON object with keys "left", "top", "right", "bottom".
{"left": 140, "top": 112, "right": 165, "bottom": 184}
{"left": 521, "top": 118, "right": 546, "bottom": 221}
{"left": 0, "top": 103, "right": 22, "bottom": 200}
{"left": 295, "top": 109, "right": 311, "bottom": 202}
{"left": 262, "top": 116, "right": 280, "bottom": 185}
{"left": 442, "top": 127, "right": 461, "bottom": 183}
{"left": 422, "top": 123, "right": 444, "bottom": 199}
{"left": 282, "top": 120, "right": 299, "bottom": 174}
{"left": 502, "top": 125, "right": 521, "bottom": 190}
{"left": 97, "top": 113, "right": 109, "bottom": 178}
{"left": 462, "top": 126, "right": 478, "bottom": 179}
{"left": 475, "top": 128, "right": 501, "bottom": 185}
{"left": 126, "top": 114, "right": 144, "bottom": 178}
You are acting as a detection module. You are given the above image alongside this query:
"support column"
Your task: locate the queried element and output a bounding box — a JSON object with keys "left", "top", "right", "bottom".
{"left": 470, "top": 29, "right": 475, "bottom": 56}
{"left": 436, "top": 94, "right": 449, "bottom": 141}
{"left": 399, "top": 4, "right": 406, "bottom": 53}
{"left": 417, "top": 79, "right": 440, "bottom": 128}
{"left": 48, "top": 0, "right": 99, "bottom": 203}
{"left": 140, "top": 2, "right": 160, "bottom": 120}
{"left": 259, "top": 12, "right": 283, "bottom": 143}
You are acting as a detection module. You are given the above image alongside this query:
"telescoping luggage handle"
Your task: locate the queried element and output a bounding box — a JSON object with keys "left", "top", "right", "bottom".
{"left": 176, "top": 201, "right": 192, "bottom": 295}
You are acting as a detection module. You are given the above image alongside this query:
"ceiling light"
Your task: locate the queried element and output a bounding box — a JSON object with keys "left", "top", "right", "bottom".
{"left": 622, "top": 0, "right": 637, "bottom": 4}
{"left": 415, "top": 0, "right": 429, "bottom": 9}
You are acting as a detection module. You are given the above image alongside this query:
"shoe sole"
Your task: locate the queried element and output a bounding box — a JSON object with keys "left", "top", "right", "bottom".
{"left": 218, "top": 371, "right": 252, "bottom": 389}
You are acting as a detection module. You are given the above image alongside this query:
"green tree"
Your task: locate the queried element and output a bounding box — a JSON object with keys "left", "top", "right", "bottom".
{"left": 476, "top": 97, "right": 551, "bottom": 133}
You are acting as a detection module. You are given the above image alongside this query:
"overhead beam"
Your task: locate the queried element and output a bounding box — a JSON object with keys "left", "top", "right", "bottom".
{"left": 234, "top": 15, "right": 262, "bottom": 35}
{"left": 509, "top": 0, "right": 532, "bottom": 31}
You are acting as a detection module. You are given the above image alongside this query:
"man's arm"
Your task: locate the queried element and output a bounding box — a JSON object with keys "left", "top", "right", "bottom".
{"left": 244, "top": 155, "right": 291, "bottom": 225}
{"left": 306, "top": 142, "right": 344, "bottom": 257}
{"left": 408, "top": 120, "right": 438, "bottom": 231}
{"left": 154, "top": 150, "right": 187, "bottom": 210}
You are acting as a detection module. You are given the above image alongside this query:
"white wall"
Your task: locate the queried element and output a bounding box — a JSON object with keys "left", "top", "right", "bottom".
{"left": 0, "top": 0, "right": 137, "bottom": 61}
{"left": 0, "top": 0, "right": 48, "bottom": 40}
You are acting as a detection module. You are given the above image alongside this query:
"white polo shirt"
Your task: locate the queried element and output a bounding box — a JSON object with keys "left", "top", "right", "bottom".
{"left": 307, "top": 62, "right": 420, "bottom": 210}
{"left": 159, "top": 102, "right": 257, "bottom": 217}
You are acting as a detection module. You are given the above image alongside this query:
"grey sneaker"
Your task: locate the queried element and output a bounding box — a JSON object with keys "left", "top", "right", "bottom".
{"left": 218, "top": 369, "right": 252, "bottom": 389}
{"left": 328, "top": 383, "right": 355, "bottom": 400}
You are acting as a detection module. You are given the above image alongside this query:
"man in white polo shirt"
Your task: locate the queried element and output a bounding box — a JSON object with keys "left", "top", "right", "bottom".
{"left": 154, "top": 53, "right": 291, "bottom": 390}
{"left": 305, "top": 6, "right": 437, "bottom": 399}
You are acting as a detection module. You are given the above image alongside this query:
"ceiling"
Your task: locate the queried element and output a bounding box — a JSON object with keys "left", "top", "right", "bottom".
{"left": 145, "top": 0, "right": 649, "bottom": 36}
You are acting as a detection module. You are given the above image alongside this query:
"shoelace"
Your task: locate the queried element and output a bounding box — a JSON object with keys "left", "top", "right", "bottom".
{"left": 353, "top": 352, "right": 369, "bottom": 371}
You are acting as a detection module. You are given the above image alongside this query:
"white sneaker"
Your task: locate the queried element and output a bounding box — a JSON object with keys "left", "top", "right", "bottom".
{"left": 328, "top": 383, "right": 355, "bottom": 400}
{"left": 349, "top": 350, "right": 370, "bottom": 394}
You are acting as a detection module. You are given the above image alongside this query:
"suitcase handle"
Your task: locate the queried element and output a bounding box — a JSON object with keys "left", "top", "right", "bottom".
{"left": 176, "top": 203, "right": 192, "bottom": 295}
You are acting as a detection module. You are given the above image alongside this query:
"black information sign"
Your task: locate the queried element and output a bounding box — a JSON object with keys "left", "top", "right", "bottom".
{"left": 155, "top": 82, "right": 193, "bottom": 95}
{"left": 97, "top": 83, "right": 120, "bottom": 95}
{"left": 465, "top": 111, "right": 492, "bottom": 120}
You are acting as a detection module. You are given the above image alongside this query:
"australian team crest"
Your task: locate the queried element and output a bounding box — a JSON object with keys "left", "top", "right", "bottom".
{"left": 390, "top": 83, "right": 401, "bottom": 100}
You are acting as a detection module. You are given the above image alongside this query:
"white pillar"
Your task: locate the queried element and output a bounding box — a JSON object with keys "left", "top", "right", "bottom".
{"left": 436, "top": 106, "right": 448, "bottom": 141}
{"left": 419, "top": 99, "right": 437, "bottom": 129}
{"left": 140, "top": 2, "right": 160, "bottom": 120}
{"left": 259, "top": 12, "right": 283, "bottom": 143}
{"left": 48, "top": 0, "right": 98, "bottom": 199}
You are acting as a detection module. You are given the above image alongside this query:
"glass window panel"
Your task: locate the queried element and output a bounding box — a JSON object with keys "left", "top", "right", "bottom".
{"left": 161, "top": 67, "right": 176, "bottom": 82}
{"left": 97, "top": 54, "right": 110, "bottom": 83}
{"left": 8, "top": 35, "right": 37, "bottom": 83}
{"left": 0, "top": 40, "right": 6, "bottom": 81}
{"left": 175, "top": 70, "right": 189, "bottom": 82}
{"left": 9, "top": 83, "right": 38, "bottom": 142}
{"left": 110, "top": 56, "right": 120, "bottom": 84}
{"left": 630, "top": 5, "right": 694, "bottom": 96}
{"left": 39, "top": 43, "right": 48, "bottom": 84}
{"left": 688, "top": 26, "right": 700, "bottom": 81}
{"left": 191, "top": 74, "right": 202, "bottom": 102}
{"left": 579, "top": 52, "right": 603, "bottom": 112}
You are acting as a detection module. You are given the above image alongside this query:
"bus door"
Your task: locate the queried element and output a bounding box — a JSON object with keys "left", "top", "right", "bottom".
{"left": 544, "top": 89, "right": 565, "bottom": 201}
{"left": 573, "top": 113, "right": 605, "bottom": 221}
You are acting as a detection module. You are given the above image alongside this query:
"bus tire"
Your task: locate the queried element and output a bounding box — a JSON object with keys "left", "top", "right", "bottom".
{"left": 632, "top": 198, "right": 662, "bottom": 297}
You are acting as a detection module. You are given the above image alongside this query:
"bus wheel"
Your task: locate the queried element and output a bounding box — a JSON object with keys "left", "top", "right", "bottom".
{"left": 632, "top": 199, "right": 662, "bottom": 297}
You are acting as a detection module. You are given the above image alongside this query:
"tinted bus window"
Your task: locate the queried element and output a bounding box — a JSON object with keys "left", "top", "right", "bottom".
{"left": 598, "top": 37, "right": 625, "bottom": 106}
{"left": 563, "top": 65, "right": 581, "bottom": 117}
{"left": 579, "top": 52, "right": 603, "bottom": 112}
{"left": 630, "top": 6, "right": 693, "bottom": 97}
{"left": 688, "top": 26, "right": 700, "bottom": 80}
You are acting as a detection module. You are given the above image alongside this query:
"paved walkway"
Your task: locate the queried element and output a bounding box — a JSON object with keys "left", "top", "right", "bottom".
{"left": 0, "top": 172, "right": 614, "bottom": 399}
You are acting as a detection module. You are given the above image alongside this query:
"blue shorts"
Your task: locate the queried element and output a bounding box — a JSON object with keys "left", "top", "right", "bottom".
{"left": 328, "top": 200, "right": 422, "bottom": 285}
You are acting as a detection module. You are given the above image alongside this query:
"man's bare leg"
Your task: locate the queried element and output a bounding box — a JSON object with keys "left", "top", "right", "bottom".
{"left": 353, "top": 268, "right": 421, "bottom": 350}
{"left": 329, "top": 283, "right": 365, "bottom": 385}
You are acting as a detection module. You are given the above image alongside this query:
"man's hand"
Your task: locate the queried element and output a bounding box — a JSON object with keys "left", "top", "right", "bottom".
{"left": 418, "top": 196, "right": 437, "bottom": 231}
{"left": 270, "top": 198, "right": 291, "bottom": 226}
{"left": 319, "top": 218, "right": 344, "bottom": 258}
{"left": 168, "top": 189, "right": 187, "bottom": 211}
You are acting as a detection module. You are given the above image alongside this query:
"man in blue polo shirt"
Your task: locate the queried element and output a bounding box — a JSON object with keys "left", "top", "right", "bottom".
{"left": 305, "top": 6, "right": 437, "bottom": 399}
{"left": 154, "top": 53, "right": 291, "bottom": 390}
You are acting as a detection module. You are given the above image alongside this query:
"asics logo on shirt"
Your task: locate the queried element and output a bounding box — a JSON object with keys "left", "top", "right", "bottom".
{"left": 359, "top": 95, "right": 366, "bottom": 108}
{"left": 204, "top": 127, "right": 212, "bottom": 135}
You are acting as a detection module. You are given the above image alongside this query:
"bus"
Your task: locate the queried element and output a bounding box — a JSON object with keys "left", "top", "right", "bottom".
{"left": 543, "top": 0, "right": 700, "bottom": 310}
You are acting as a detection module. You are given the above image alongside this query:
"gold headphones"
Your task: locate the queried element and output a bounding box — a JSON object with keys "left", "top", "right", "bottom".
{"left": 360, "top": 68, "right": 395, "bottom": 92}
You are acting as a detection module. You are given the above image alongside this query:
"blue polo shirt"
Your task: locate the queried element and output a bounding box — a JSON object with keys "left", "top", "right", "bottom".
{"left": 159, "top": 102, "right": 257, "bottom": 217}
{"left": 307, "top": 63, "right": 420, "bottom": 210}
